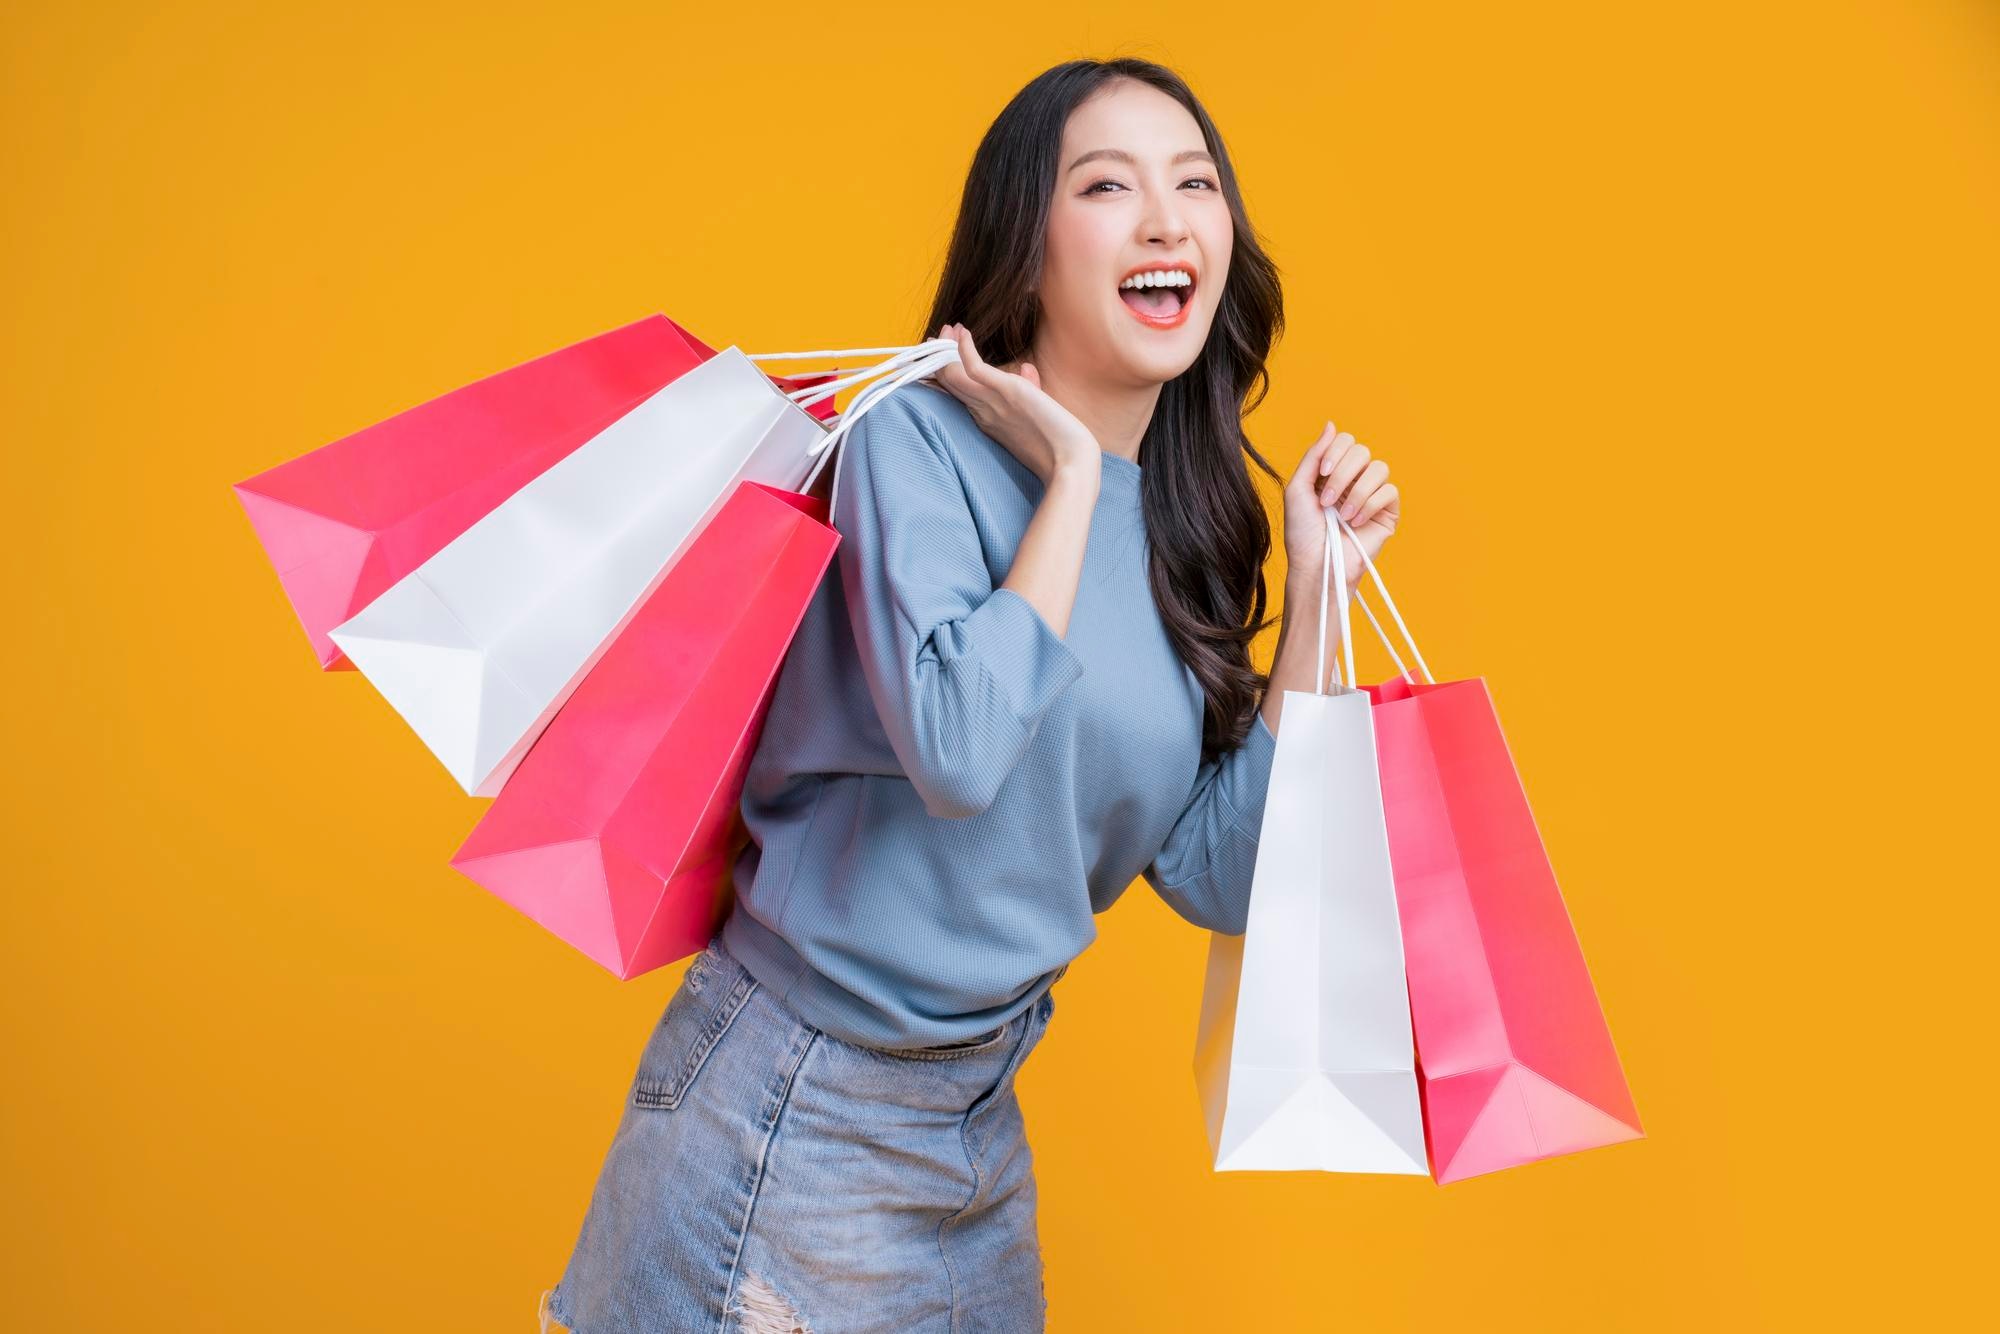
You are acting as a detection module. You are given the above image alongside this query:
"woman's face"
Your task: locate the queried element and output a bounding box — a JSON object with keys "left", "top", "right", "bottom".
{"left": 1036, "top": 79, "right": 1234, "bottom": 388}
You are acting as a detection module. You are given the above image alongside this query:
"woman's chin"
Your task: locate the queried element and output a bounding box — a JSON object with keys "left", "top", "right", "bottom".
{"left": 1107, "top": 332, "right": 1205, "bottom": 385}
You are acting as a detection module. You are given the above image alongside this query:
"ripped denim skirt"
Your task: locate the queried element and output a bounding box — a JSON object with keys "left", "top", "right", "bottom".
{"left": 542, "top": 930, "right": 1062, "bottom": 1334}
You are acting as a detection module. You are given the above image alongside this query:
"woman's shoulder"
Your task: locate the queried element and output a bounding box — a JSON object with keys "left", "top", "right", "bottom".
{"left": 852, "top": 380, "right": 963, "bottom": 446}
{"left": 856, "top": 380, "right": 1004, "bottom": 462}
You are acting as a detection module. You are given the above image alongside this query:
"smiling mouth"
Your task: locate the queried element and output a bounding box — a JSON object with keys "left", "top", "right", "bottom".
{"left": 1117, "top": 273, "right": 1195, "bottom": 322}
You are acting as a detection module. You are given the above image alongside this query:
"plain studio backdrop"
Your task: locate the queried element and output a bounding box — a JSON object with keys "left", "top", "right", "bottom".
{"left": 3, "top": 2, "right": 1992, "bottom": 1328}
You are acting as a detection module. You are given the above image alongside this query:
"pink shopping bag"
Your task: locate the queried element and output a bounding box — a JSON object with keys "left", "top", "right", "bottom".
{"left": 232, "top": 314, "right": 839, "bottom": 669}
{"left": 448, "top": 478, "right": 838, "bottom": 979}
{"left": 439, "top": 338, "right": 962, "bottom": 972}
{"left": 1337, "top": 519, "right": 1643, "bottom": 1183}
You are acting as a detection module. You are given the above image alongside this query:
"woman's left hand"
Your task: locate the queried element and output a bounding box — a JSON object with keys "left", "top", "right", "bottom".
{"left": 1282, "top": 421, "right": 1401, "bottom": 596}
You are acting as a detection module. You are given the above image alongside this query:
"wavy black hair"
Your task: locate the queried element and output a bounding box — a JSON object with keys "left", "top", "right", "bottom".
{"left": 921, "top": 57, "right": 1287, "bottom": 763}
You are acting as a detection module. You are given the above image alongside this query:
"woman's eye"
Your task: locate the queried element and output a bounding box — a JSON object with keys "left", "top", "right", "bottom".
{"left": 1084, "top": 177, "right": 1220, "bottom": 195}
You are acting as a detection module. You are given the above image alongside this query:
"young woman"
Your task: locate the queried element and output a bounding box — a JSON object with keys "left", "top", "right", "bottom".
{"left": 543, "top": 56, "right": 1402, "bottom": 1334}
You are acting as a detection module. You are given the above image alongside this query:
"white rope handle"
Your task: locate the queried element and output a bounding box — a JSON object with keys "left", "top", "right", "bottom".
{"left": 747, "top": 343, "right": 950, "bottom": 361}
{"left": 1311, "top": 509, "right": 1433, "bottom": 693}
{"left": 782, "top": 346, "right": 954, "bottom": 410}
{"left": 747, "top": 341, "right": 956, "bottom": 409}
{"left": 1355, "top": 587, "right": 1416, "bottom": 684}
{"left": 1332, "top": 510, "right": 1435, "bottom": 685}
{"left": 817, "top": 346, "right": 963, "bottom": 518}
{"left": 787, "top": 345, "right": 947, "bottom": 410}
{"left": 756, "top": 340, "right": 960, "bottom": 516}
{"left": 739, "top": 339, "right": 964, "bottom": 514}
{"left": 1312, "top": 508, "right": 1358, "bottom": 695}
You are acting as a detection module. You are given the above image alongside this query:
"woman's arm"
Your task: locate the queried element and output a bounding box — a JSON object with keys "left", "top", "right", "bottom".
{"left": 1260, "top": 420, "right": 1403, "bottom": 733}
{"left": 835, "top": 394, "right": 1086, "bottom": 821}
{"left": 998, "top": 461, "right": 1099, "bottom": 638}
{"left": 1148, "top": 424, "right": 1405, "bottom": 932}
{"left": 928, "top": 322, "right": 1104, "bottom": 640}
{"left": 1256, "top": 565, "right": 1353, "bottom": 735}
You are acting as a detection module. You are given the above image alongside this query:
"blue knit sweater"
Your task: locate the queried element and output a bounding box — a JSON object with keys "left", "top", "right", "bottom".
{"left": 720, "top": 381, "right": 1279, "bottom": 1050}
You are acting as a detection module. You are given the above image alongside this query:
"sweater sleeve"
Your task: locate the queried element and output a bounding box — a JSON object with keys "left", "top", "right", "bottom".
{"left": 832, "top": 392, "right": 1086, "bottom": 820}
{"left": 1143, "top": 709, "right": 1280, "bottom": 934}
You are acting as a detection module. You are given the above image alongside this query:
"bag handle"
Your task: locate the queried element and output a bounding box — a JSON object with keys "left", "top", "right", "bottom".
{"left": 1320, "top": 509, "right": 1436, "bottom": 687}
{"left": 743, "top": 338, "right": 964, "bottom": 520}
{"left": 1313, "top": 508, "right": 1358, "bottom": 696}
{"left": 747, "top": 341, "right": 955, "bottom": 410}
{"left": 812, "top": 345, "right": 962, "bottom": 519}
{"left": 1355, "top": 584, "right": 1418, "bottom": 684}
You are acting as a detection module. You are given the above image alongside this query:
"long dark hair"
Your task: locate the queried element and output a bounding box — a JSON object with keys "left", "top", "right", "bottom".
{"left": 922, "top": 58, "right": 1286, "bottom": 765}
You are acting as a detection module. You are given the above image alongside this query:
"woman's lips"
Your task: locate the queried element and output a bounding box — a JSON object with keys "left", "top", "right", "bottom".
{"left": 1117, "top": 281, "right": 1193, "bottom": 329}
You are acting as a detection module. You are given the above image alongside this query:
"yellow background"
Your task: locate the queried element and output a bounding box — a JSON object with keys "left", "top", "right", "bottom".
{"left": 5, "top": 1, "right": 1993, "bottom": 1328}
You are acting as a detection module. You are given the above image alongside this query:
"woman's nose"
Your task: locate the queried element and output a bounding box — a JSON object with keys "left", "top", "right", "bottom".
{"left": 1140, "top": 193, "right": 1191, "bottom": 246}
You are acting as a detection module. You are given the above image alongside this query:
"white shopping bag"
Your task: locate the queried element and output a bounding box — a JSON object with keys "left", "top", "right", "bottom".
{"left": 1193, "top": 508, "right": 1428, "bottom": 1173}
{"left": 329, "top": 337, "right": 959, "bottom": 796}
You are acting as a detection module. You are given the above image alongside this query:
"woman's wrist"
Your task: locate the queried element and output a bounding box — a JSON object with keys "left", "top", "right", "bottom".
{"left": 1046, "top": 451, "right": 1102, "bottom": 492}
{"left": 1285, "top": 571, "right": 1361, "bottom": 612}
{"left": 1047, "top": 429, "right": 1102, "bottom": 479}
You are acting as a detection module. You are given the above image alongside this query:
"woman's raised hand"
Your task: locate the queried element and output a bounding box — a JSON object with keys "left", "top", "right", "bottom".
{"left": 1282, "top": 421, "right": 1402, "bottom": 595}
{"left": 926, "top": 324, "right": 1101, "bottom": 486}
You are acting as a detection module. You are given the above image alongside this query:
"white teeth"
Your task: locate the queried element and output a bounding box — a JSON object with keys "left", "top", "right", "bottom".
{"left": 1119, "top": 270, "right": 1192, "bottom": 290}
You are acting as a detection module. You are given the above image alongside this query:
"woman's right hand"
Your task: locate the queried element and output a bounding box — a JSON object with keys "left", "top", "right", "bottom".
{"left": 926, "top": 323, "right": 1101, "bottom": 487}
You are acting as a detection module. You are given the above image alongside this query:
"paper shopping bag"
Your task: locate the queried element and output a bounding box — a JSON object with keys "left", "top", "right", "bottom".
{"left": 450, "top": 479, "right": 838, "bottom": 978}
{"left": 231, "top": 314, "right": 844, "bottom": 670}
{"left": 241, "top": 315, "right": 691, "bottom": 670}
{"left": 1337, "top": 518, "right": 1644, "bottom": 1183}
{"left": 328, "top": 338, "right": 960, "bottom": 797}
{"left": 1194, "top": 512, "right": 1428, "bottom": 1173}
{"left": 326, "top": 346, "right": 817, "bottom": 797}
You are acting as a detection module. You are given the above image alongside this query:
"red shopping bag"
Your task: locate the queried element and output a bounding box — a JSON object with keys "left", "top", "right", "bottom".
{"left": 448, "top": 479, "right": 838, "bottom": 978}
{"left": 1340, "top": 522, "right": 1643, "bottom": 1183}
{"left": 232, "top": 314, "right": 839, "bottom": 669}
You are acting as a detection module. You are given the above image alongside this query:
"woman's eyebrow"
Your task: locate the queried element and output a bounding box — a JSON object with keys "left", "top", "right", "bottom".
{"left": 1065, "top": 147, "right": 1216, "bottom": 173}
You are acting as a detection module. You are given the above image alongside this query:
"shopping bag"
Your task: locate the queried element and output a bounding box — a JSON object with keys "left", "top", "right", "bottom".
{"left": 326, "top": 336, "right": 955, "bottom": 797}
{"left": 445, "top": 342, "right": 959, "bottom": 975}
{"left": 449, "top": 480, "right": 836, "bottom": 977}
{"left": 1336, "top": 515, "right": 1644, "bottom": 1183}
{"left": 1194, "top": 510, "right": 1429, "bottom": 1173}
{"left": 232, "top": 313, "right": 845, "bottom": 670}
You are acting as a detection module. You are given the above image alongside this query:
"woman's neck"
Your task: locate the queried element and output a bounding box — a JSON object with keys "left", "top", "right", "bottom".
{"left": 1016, "top": 340, "right": 1162, "bottom": 467}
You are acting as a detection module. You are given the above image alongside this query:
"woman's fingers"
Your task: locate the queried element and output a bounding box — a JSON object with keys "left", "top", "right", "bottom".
{"left": 929, "top": 324, "right": 981, "bottom": 403}
{"left": 1292, "top": 422, "right": 1338, "bottom": 494}
{"left": 932, "top": 323, "right": 1000, "bottom": 398}
{"left": 1319, "top": 433, "right": 1370, "bottom": 509}
{"left": 1353, "top": 480, "right": 1399, "bottom": 528}
{"left": 1338, "top": 458, "right": 1390, "bottom": 521}
{"left": 953, "top": 323, "right": 1006, "bottom": 390}
{"left": 1293, "top": 416, "right": 1400, "bottom": 561}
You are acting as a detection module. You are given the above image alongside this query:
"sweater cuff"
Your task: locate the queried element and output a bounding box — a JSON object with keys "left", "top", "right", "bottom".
{"left": 1224, "top": 708, "right": 1281, "bottom": 830}
{"left": 935, "top": 587, "right": 1084, "bottom": 728}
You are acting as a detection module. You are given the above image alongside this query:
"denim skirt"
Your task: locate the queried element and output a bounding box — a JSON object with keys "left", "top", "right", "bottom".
{"left": 542, "top": 931, "right": 1062, "bottom": 1333}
